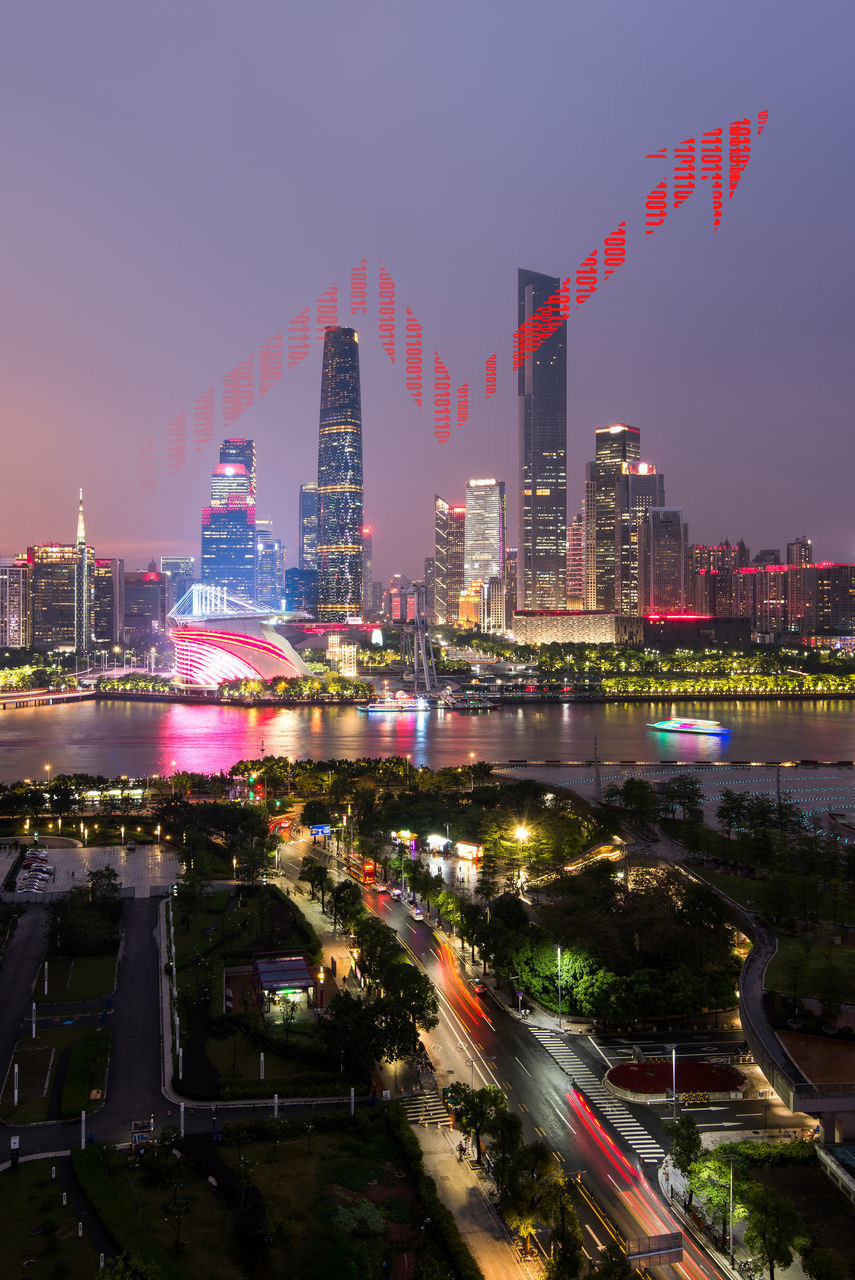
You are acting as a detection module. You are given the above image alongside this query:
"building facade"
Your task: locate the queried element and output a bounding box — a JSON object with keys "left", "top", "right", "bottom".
{"left": 298, "top": 483, "right": 318, "bottom": 571}
{"left": 518, "top": 268, "right": 567, "bottom": 609}
{"left": 201, "top": 441, "right": 257, "bottom": 601}
{"left": 316, "top": 327, "right": 364, "bottom": 621}
{"left": 0, "top": 558, "right": 31, "bottom": 648}
{"left": 638, "top": 508, "right": 688, "bottom": 614}
{"left": 588, "top": 423, "right": 641, "bottom": 612}
{"left": 92, "top": 558, "right": 124, "bottom": 646}
{"left": 160, "top": 557, "right": 195, "bottom": 602}
{"left": 566, "top": 512, "right": 585, "bottom": 606}
{"left": 614, "top": 463, "right": 664, "bottom": 615}
{"left": 463, "top": 479, "right": 506, "bottom": 590}
{"left": 511, "top": 610, "right": 643, "bottom": 646}
{"left": 256, "top": 518, "right": 285, "bottom": 610}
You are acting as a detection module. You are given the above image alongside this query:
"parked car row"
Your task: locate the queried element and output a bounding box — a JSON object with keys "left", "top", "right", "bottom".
{"left": 17, "top": 851, "right": 55, "bottom": 893}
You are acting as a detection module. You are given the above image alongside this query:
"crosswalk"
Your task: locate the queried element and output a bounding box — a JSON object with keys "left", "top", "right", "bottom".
{"left": 528, "top": 1028, "right": 665, "bottom": 1162}
{"left": 399, "top": 1088, "right": 452, "bottom": 1127}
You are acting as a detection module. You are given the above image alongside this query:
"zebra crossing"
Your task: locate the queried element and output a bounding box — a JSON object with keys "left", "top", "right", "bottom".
{"left": 399, "top": 1087, "right": 452, "bottom": 1127}
{"left": 528, "top": 1028, "right": 665, "bottom": 1162}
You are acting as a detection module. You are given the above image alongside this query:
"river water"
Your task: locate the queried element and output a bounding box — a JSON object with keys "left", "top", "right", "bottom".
{"left": 1, "top": 697, "right": 854, "bottom": 782}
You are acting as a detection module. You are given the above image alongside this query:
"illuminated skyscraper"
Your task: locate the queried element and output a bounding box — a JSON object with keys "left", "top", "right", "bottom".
{"left": 463, "top": 479, "right": 506, "bottom": 590}
{"left": 316, "top": 327, "right": 363, "bottom": 621}
{"left": 0, "top": 558, "right": 31, "bottom": 648}
{"left": 614, "top": 463, "right": 664, "bottom": 615}
{"left": 517, "top": 268, "right": 567, "bottom": 609}
{"left": 92, "top": 558, "right": 124, "bottom": 646}
{"left": 787, "top": 536, "right": 813, "bottom": 567}
{"left": 201, "top": 441, "right": 257, "bottom": 600}
{"left": 256, "top": 517, "right": 285, "bottom": 609}
{"left": 588, "top": 423, "right": 641, "bottom": 611}
{"left": 361, "top": 525, "right": 374, "bottom": 616}
{"left": 566, "top": 512, "right": 585, "bottom": 606}
{"left": 639, "top": 508, "right": 688, "bottom": 614}
{"left": 161, "top": 557, "right": 195, "bottom": 601}
{"left": 299, "top": 483, "right": 318, "bottom": 571}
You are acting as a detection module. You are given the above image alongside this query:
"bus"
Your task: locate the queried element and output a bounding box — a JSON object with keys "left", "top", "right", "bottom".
{"left": 343, "top": 850, "right": 376, "bottom": 887}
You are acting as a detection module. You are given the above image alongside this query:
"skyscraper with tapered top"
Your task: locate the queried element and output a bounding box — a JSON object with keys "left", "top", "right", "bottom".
{"left": 517, "top": 268, "right": 567, "bottom": 609}
{"left": 316, "top": 327, "right": 364, "bottom": 620}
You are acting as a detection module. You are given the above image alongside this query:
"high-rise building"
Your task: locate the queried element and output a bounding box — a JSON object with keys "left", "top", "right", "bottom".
{"left": 201, "top": 441, "right": 257, "bottom": 601}
{"left": 92, "top": 558, "right": 124, "bottom": 646}
{"left": 361, "top": 525, "right": 374, "bottom": 617}
{"left": 433, "top": 498, "right": 466, "bottom": 624}
{"left": 124, "top": 561, "right": 171, "bottom": 647}
{"left": 160, "top": 557, "right": 195, "bottom": 601}
{"left": 504, "top": 548, "right": 518, "bottom": 627}
{"left": 787, "top": 536, "right": 813, "bottom": 567}
{"left": 423, "top": 557, "right": 436, "bottom": 619}
{"left": 283, "top": 566, "right": 318, "bottom": 613}
{"left": 316, "top": 327, "right": 363, "bottom": 621}
{"left": 639, "top": 508, "right": 688, "bottom": 614}
{"left": 518, "top": 269, "right": 567, "bottom": 609}
{"left": 29, "top": 543, "right": 80, "bottom": 651}
{"left": 464, "top": 479, "right": 506, "bottom": 590}
{"left": 75, "top": 489, "right": 90, "bottom": 653}
{"left": 566, "top": 512, "right": 585, "bottom": 606}
{"left": 615, "top": 463, "right": 665, "bottom": 615}
{"left": 0, "top": 558, "right": 31, "bottom": 648}
{"left": 256, "top": 518, "right": 285, "bottom": 609}
{"left": 589, "top": 423, "right": 641, "bottom": 611}
{"left": 219, "top": 438, "right": 257, "bottom": 497}
{"left": 752, "top": 549, "right": 782, "bottom": 568}
{"left": 299, "top": 483, "right": 318, "bottom": 571}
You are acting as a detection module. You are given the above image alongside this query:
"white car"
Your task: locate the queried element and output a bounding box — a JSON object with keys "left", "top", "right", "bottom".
{"left": 409, "top": 905, "right": 424, "bottom": 922}
{"left": 375, "top": 883, "right": 389, "bottom": 895}
{"left": 390, "top": 887, "right": 403, "bottom": 900}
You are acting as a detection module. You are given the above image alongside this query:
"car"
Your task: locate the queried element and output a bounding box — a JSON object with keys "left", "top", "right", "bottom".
{"left": 408, "top": 905, "right": 424, "bottom": 921}
{"left": 471, "top": 980, "right": 487, "bottom": 996}
{"left": 126, "top": 841, "right": 136, "bottom": 850}
{"left": 390, "top": 887, "right": 403, "bottom": 900}
{"left": 375, "top": 883, "right": 389, "bottom": 894}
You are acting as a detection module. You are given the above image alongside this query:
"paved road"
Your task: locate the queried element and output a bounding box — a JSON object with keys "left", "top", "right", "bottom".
{"left": 0, "top": 906, "right": 47, "bottom": 1099}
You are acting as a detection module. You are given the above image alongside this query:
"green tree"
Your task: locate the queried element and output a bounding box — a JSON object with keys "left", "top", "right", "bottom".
{"left": 329, "top": 879, "right": 363, "bottom": 933}
{"left": 743, "top": 1185, "right": 806, "bottom": 1280}
{"left": 594, "top": 1240, "right": 633, "bottom": 1280}
{"left": 455, "top": 1083, "right": 507, "bottom": 1164}
{"left": 487, "top": 1108, "right": 523, "bottom": 1196}
{"left": 803, "top": 1249, "right": 849, "bottom": 1280}
{"left": 690, "top": 1153, "right": 747, "bottom": 1250}
{"left": 379, "top": 961, "right": 439, "bottom": 1059}
{"left": 663, "top": 1113, "right": 702, "bottom": 1208}
{"left": 543, "top": 1173, "right": 584, "bottom": 1279}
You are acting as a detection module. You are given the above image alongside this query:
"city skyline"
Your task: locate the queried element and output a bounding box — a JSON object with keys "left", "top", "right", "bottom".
{"left": 1, "top": 5, "right": 853, "bottom": 579}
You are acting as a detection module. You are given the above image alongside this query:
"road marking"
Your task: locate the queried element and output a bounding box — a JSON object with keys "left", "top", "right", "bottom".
{"left": 585, "top": 1224, "right": 604, "bottom": 1249}
{"left": 504, "top": 1080, "right": 513, "bottom": 1091}
{"left": 588, "top": 1035, "right": 612, "bottom": 1067}
{"left": 607, "top": 1174, "right": 620, "bottom": 1190}
{"left": 519, "top": 1101, "right": 529, "bottom": 1112}
{"left": 553, "top": 1150, "right": 564, "bottom": 1163}
{"left": 535, "top": 1126, "right": 546, "bottom": 1137}
{"left": 514, "top": 1056, "right": 533, "bottom": 1076}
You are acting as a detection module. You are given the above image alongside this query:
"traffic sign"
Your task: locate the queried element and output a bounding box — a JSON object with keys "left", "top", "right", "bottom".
{"left": 310, "top": 824, "right": 332, "bottom": 836}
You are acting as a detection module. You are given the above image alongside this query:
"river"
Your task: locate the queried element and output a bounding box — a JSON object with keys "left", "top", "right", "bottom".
{"left": 1, "top": 696, "right": 855, "bottom": 782}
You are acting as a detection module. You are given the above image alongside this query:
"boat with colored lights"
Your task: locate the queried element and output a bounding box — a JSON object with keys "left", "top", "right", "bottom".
{"left": 358, "top": 692, "right": 431, "bottom": 714}
{"left": 647, "top": 717, "right": 730, "bottom": 735}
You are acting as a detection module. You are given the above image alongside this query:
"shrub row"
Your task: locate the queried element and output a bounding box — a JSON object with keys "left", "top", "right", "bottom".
{"left": 387, "top": 1103, "right": 487, "bottom": 1280}
{"left": 219, "top": 1072, "right": 354, "bottom": 1100}
{"left": 718, "top": 1137, "right": 818, "bottom": 1166}
{"left": 71, "top": 1147, "right": 185, "bottom": 1280}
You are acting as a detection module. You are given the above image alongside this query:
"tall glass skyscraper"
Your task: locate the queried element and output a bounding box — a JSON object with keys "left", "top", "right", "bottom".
{"left": 463, "top": 479, "right": 506, "bottom": 589}
{"left": 517, "top": 269, "right": 567, "bottom": 610}
{"left": 298, "top": 483, "right": 318, "bottom": 571}
{"left": 589, "top": 423, "right": 641, "bottom": 611}
{"left": 201, "top": 440, "right": 257, "bottom": 600}
{"left": 316, "top": 327, "right": 364, "bottom": 620}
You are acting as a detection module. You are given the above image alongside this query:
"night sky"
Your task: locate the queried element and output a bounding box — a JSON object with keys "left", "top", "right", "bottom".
{"left": 1, "top": 2, "right": 853, "bottom": 581}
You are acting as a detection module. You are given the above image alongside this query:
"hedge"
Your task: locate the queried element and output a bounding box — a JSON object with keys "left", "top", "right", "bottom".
{"left": 219, "top": 1072, "right": 354, "bottom": 1100}
{"left": 71, "top": 1147, "right": 185, "bottom": 1280}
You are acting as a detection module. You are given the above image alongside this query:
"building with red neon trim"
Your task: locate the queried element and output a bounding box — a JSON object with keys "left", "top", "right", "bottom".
{"left": 167, "top": 585, "right": 311, "bottom": 689}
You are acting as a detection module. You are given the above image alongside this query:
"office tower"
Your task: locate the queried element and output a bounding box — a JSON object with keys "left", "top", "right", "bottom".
{"left": 29, "top": 543, "right": 84, "bottom": 651}
{"left": 433, "top": 497, "right": 450, "bottom": 623}
{"left": 256, "top": 517, "right": 285, "bottom": 610}
{"left": 0, "top": 558, "right": 31, "bottom": 648}
{"left": 299, "top": 483, "right": 319, "bottom": 571}
{"left": 639, "top": 508, "right": 688, "bottom": 614}
{"left": 688, "top": 541, "right": 748, "bottom": 615}
{"left": 615, "top": 463, "right": 665, "bottom": 615}
{"left": 566, "top": 512, "right": 585, "bottom": 606}
{"left": 583, "top": 464, "right": 597, "bottom": 609}
{"left": 316, "top": 327, "right": 363, "bottom": 621}
{"left": 424, "top": 557, "right": 436, "bottom": 619}
{"left": 160, "top": 556, "right": 195, "bottom": 602}
{"left": 361, "top": 525, "right": 374, "bottom": 617}
{"left": 787, "top": 536, "right": 813, "bottom": 567}
{"left": 219, "top": 438, "right": 257, "bottom": 497}
{"left": 464, "top": 479, "right": 506, "bottom": 590}
{"left": 485, "top": 576, "right": 506, "bottom": 633}
{"left": 124, "top": 561, "right": 171, "bottom": 646}
{"left": 75, "top": 489, "right": 91, "bottom": 653}
{"left": 504, "top": 547, "right": 518, "bottom": 625}
{"left": 92, "top": 559, "right": 124, "bottom": 646}
{"left": 433, "top": 497, "right": 466, "bottom": 624}
{"left": 201, "top": 441, "right": 257, "bottom": 600}
{"left": 588, "top": 423, "right": 641, "bottom": 611}
{"left": 284, "top": 566, "right": 318, "bottom": 613}
{"left": 518, "top": 269, "right": 567, "bottom": 609}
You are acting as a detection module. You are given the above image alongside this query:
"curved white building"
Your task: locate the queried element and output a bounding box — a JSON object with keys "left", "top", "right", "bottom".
{"left": 167, "top": 585, "right": 311, "bottom": 689}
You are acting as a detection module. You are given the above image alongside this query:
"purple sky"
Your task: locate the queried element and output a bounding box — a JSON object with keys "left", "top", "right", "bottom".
{"left": 1, "top": 2, "right": 853, "bottom": 582}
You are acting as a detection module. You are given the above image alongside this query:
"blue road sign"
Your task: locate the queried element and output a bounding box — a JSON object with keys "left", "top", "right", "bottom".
{"left": 310, "top": 824, "right": 332, "bottom": 836}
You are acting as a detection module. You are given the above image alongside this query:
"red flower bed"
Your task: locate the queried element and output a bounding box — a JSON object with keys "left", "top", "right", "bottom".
{"left": 606, "top": 1060, "right": 746, "bottom": 1094}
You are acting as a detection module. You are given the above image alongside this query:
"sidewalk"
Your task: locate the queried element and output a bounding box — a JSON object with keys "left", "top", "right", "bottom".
{"left": 416, "top": 1122, "right": 542, "bottom": 1280}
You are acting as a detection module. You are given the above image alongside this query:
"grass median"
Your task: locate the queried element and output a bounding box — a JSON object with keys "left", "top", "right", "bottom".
{"left": 0, "top": 1157, "right": 102, "bottom": 1277}
{"left": 34, "top": 953, "right": 117, "bottom": 1003}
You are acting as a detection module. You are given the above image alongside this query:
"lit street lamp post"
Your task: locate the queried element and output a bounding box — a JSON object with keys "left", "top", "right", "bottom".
{"left": 665, "top": 1043, "right": 678, "bottom": 1118}
{"left": 557, "top": 945, "right": 562, "bottom": 1031}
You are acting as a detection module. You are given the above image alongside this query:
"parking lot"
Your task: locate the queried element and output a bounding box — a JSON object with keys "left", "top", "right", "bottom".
{"left": 0, "top": 840, "right": 182, "bottom": 897}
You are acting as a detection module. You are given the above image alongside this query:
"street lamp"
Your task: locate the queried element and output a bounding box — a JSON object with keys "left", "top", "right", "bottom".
{"left": 726, "top": 1154, "right": 737, "bottom": 1266}
{"left": 469, "top": 752, "right": 475, "bottom": 791}
{"left": 514, "top": 826, "right": 529, "bottom": 893}
{"left": 170, "top": 762, "right": 177, "bottom": 796}
{"left": 511, "top": 975, "right": 523, "bottom": 1016}
{"left": 556, "top": 945, "right": 562, "bottom": 1031}
{"left": 465, "top": 1057, "right": 475, "bottom": 1090}
{"left": 665, "top": 1043, "right": 678, "bottom": 1118}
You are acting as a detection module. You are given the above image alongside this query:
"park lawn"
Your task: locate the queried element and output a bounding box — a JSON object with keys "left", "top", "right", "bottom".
{"left": 0, "top": 1157, "right": 102, "bottom": 1278}
{"left": 0, "top": 1026, "right": 107, "bottom": 1122}
{"left": 219, "top": 1123, "right": 428, "bottom": 1279}
{"left": 173, "top": 895, "right": 231, "bottom": 959}
{"left": 206, "top": 1035, "right": 310, "bottom": 1081}
{"left": 35, "top": 953, "right": 117, "bottom": 1003}
{"left": 73, "top": 1145, "right": 243, "bottom": 1280}
{"left": 765, "top": 931, "right": 855, "bottom": 1000}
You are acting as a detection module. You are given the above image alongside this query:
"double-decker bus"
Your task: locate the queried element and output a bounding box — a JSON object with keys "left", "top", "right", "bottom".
{"left": 343, "top": 850, "right": 376, "bottom": 887}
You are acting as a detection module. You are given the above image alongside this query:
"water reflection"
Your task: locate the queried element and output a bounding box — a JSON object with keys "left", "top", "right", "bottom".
{"left": 0, "top": 697, "right": 853, "bottom": 781}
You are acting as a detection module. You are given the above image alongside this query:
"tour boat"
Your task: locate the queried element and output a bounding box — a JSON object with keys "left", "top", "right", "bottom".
{"left": 359, "top": 692, "right": 430, "bottom": 714}
{"left": 647, "top": 717, "right": 730, "bottom": 736}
